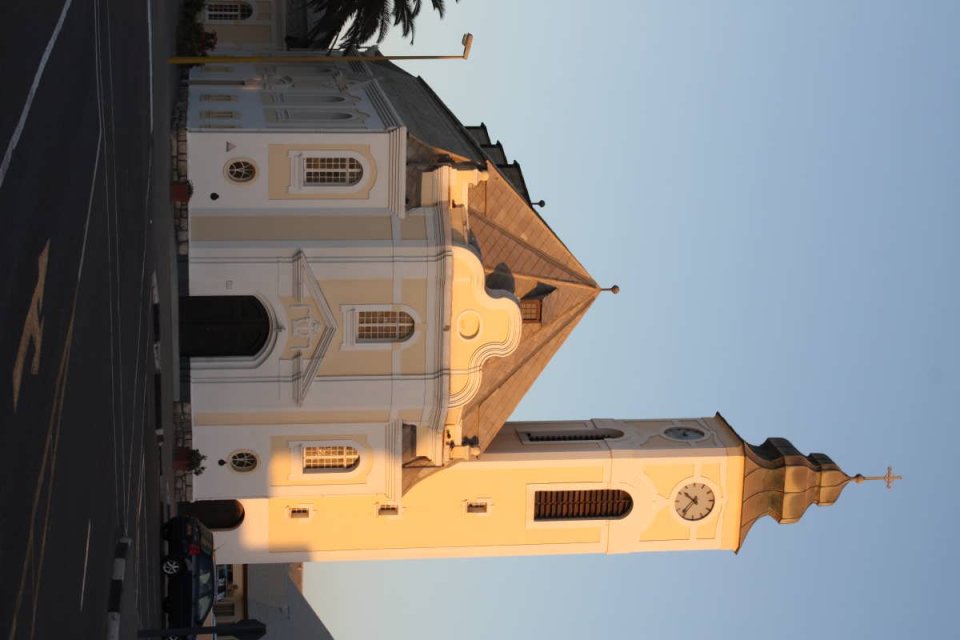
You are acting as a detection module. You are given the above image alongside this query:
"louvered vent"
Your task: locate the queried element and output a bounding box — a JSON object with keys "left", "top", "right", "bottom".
{"left": 524, "top": 428, "right": 623, "bottom": 442}
{"left": 534, "top": 489, "right": 633, "bottom": 521}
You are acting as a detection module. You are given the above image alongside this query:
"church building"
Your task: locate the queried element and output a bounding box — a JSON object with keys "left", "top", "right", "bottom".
{"left": 178, "top": 51, "right": 872, "bottom": 564}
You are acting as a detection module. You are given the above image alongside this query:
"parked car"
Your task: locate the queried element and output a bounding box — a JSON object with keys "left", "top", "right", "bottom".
{"left": 161, "top": 516, "right": 215, "bottom": 633}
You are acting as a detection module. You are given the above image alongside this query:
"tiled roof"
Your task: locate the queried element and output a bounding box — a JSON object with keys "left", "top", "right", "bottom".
{"left": 367, "top": 61, "right": 600, "bottom": 453}
{"left": 364, "top": 61, "right": 484, "bottom": 163}
{"left": 461, "top": 165, "right": 599, "bottom": 450}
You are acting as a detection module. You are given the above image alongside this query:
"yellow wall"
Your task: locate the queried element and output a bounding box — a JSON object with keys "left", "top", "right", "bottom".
{"left": 268, "top": 463, "right": 607, "bottom": 553}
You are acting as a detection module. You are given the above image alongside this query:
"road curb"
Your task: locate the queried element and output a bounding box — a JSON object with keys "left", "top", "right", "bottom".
{"left": 105, "top": 537, "right": 132, "bottom": 640}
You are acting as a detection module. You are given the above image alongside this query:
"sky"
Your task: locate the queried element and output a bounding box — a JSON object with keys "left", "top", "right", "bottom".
{"left": 304, "top": 2, "right": 960, "bottom": 638}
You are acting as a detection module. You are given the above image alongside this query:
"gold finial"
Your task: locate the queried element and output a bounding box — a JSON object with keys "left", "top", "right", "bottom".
{"left": 853, "top": 466, "right": 902, "bottom": 489}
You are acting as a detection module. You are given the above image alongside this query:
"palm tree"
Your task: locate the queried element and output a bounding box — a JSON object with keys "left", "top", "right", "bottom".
{"left": 302, "top": 0, "right": 458, "bottom": 50}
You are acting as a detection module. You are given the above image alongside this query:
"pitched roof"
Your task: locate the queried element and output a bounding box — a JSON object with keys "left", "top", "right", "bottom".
{"left": 461, "top": 163, "right": 599, "bottom": 450}
{"left": 366, "top": 61, "right": 601, "bottom": 452}
{"left": 365, "top": 61, "right": 485, "bottom": 164}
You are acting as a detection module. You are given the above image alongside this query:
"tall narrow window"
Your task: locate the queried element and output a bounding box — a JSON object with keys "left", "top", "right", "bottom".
{"left": 206, "top": 2, "right": 253, "bottom": 21}
{"left": 357, "top": 311, "right": 414, "bottom": 343}
{"left": 200, "top": 110, "right": 239, "bottom": 120}
{"left": 179, "top": 295, "right": 270, "bottom": 358}
{"left": 522, "top": 428, "right": 623, "bottom": 444}
{"left": 302, "top": 445, "right": 360, "bottom": 472}
{"left": 303, "top": 157, "right": 363, "bottom": 186}
{"left": 534, "top": 489, "right": 633, "bottom": 521}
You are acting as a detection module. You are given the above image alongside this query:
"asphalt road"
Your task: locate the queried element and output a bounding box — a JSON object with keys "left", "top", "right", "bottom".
{"left": 0, "top": 0, "right": 181, "bottom": 638}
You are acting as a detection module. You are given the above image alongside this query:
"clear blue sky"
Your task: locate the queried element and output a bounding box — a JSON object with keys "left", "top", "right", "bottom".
{"left": 305, "top": 2, "right": 960, "bottom": 638}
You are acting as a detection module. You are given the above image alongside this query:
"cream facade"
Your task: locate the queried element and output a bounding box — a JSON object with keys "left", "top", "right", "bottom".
{"left": 181, "top": 54, "right": 860, "bottom": 566}
{"left": 184, "top": 60, "right": 525, "bottom": 533}
{"left": 212, "top": 416, "right": 745, "bottom": 563}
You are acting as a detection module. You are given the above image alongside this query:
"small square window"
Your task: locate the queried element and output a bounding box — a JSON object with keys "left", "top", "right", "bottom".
{"left": 519, "top": 299, "right": 542, "bottom": 323}
{"left": 377, "top": 504, "right": 399, "bottom": 517}
{"left": 289, "top": 507, "right": 310, "bottom": 519}
{"left": 466, "top": 502, "right": 488, "bottom": 514}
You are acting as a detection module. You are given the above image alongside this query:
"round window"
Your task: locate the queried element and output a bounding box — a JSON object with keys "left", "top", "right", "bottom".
{"left": 229, "top": 451, "right": 258, "bottom": 472}
{"left": 663, "top": 426, "right": 706, "bottom": 442}
{"left": 226, "top": 159, "right": 256, "bottom": 183}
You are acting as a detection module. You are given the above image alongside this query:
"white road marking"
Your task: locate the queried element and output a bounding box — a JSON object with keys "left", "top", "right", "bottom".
{"left": 125, "top": 155, "right": 152, "bottom": 524}
{"left": 0, "top": 0, "right": 74, "bottom": 191}
{"left": 146, "top": 0, "right": 154, "bottom": 133}
{"left": 12, "top": 242, "right": 50, "bottom": 411}
{"left": 79, "top": 520, "right": 92, "bottom": 610}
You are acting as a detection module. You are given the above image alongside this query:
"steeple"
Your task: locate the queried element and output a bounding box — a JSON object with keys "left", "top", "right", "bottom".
{"left": 737, "top": 437, "right": 898, "bottom": 550}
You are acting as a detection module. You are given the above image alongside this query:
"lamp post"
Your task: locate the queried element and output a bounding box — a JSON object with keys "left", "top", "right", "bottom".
{"left": 169, "top": 33, "right": 474, "bottom": 65}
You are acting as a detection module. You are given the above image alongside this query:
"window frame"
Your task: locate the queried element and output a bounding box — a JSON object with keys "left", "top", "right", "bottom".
{"left": 519, "top": 428, "right": 624, "bottom": 445}
{"left": 228, "top": 450, "right": 259, "bottom": 472}
{"left": 224, "top": 158, "right": 258, "bottom": 184}
{"left": 200, "top": 110, "right": 239, "bottom": 120}
{"left": 340, "top": 304, "right": 420, "bottom": 351}
{"left": 519, "top": 298, "right": 542, "bottom": 323}
{"left": 532, "top": 489, "right": 633, "bottom": 522}
{"left": 287, "top": 150, "right": 371, "bottom": 195}
{"left": 287, "top": 440, "right": 364, "bottom": 481}
{"left": 205, "top": 2, "right": 254, "bottom": 22}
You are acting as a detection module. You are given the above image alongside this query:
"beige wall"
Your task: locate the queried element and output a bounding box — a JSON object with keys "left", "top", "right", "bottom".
{"left": 210, "top": 416, "right": 745, "bottom": 563}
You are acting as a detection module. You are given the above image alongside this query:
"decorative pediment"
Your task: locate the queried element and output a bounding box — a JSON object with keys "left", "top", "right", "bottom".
{"left": 283, "top": 251, "right": 337, "bottom": 405}
{"left": 448, "top": 246, "right": 522, "bottom": 407}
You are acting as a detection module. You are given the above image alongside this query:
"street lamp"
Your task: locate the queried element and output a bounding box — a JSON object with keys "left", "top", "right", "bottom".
{"left": 169, "top": 33, "right": 474, "bottom": 66}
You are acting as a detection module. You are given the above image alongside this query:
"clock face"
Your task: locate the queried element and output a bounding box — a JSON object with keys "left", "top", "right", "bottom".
{"left": 674, "top": 483, "right": 715, "bottom": 521}
{"left": 664, "top": 426, "right": 706, "bottom": 441}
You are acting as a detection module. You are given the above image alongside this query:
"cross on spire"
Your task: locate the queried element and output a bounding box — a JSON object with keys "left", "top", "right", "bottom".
{"left": 853, "top": 466, "right": 902, "bottom": 489}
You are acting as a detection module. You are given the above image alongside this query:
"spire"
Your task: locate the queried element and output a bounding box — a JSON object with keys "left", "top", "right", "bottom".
{"left": 737, "top": 438, "right": 861, "bottom": 550}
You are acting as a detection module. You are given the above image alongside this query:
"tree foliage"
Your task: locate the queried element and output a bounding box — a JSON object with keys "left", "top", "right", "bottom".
{"left": 307, "top": 0, "right": 459, "bottom": 49}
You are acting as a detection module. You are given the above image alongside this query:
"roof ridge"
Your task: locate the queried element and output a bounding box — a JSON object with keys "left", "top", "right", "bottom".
{"left": 470, "top": 209, "right": 597, "bottom": 287}
{"left": 482, "top": 163, "right": 597, "bottom": 281}
{"left": 414, "top": 76, "right": 488, "bottom": 167}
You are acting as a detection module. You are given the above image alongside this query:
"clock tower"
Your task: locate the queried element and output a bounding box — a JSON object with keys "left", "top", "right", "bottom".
{"left": 212, "top": 413, "right": 876, "bottom": 563}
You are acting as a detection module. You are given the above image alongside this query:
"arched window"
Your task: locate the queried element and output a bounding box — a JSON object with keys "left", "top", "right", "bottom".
{"left": 534, "top": 489, "right": 633, "bottom": 521}
{"left": 303, "top": 445, "right": 360, "bottom": 472}
{"left": 303, "top": 156, "right": 363, "bottom": 186}
{"left": 179, "top": 295, "right": 270, "bottom": 358}
{"left": 522, "top": 428, "right": 623, "bottom": 443}
{"left": 206, "top": 2, "right": 253, "bottom": 21}
{"left": 357, "top": 310, "right": 414, "bottom": 343}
